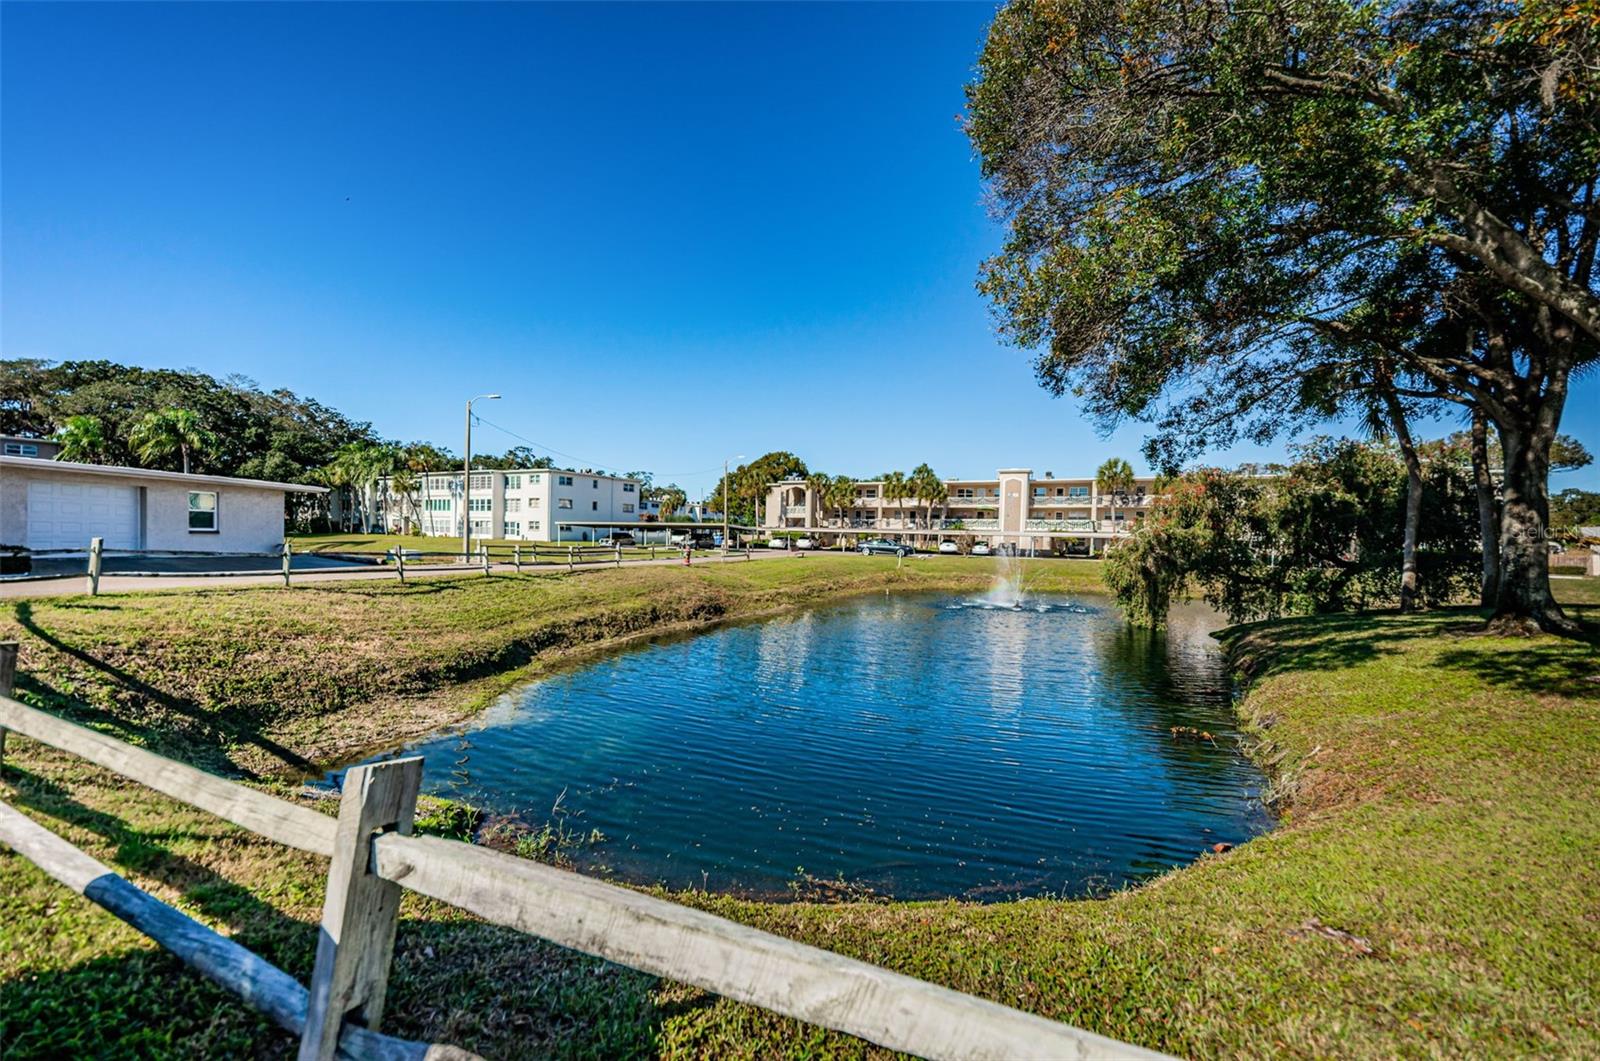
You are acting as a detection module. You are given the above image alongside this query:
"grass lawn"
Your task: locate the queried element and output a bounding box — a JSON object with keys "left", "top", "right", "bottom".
{"left": 1, "top": 558, "right": 1597, "bottom": 1057}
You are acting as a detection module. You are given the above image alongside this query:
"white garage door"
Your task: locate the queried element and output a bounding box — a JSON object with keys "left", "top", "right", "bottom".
{"left": 26, "top": 481, "right": 141, "bottom": 551}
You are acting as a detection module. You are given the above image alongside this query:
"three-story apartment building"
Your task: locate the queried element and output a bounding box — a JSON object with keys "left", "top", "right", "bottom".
{"left": 378, "top": 468, "right": 647, "bottom": 543}
{"left": 763, "top": 467, "right": 1161, "bottom": 553}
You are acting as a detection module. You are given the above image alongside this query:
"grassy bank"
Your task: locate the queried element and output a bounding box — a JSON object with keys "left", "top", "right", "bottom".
{"left": 0, "top": 554, "right": 1103, "bottom": 777}
{"left": 1, "top": 561, "right": 1597, "bottom": 1057}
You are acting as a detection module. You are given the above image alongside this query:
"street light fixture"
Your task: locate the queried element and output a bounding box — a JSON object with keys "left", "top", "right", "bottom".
{"left": 463, "top": 394, "right": 502, "bottom": 560}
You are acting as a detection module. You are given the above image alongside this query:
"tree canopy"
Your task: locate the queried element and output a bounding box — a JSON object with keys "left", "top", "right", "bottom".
{"left": 966, "top": 0, "right": 1599, "bottom": 631}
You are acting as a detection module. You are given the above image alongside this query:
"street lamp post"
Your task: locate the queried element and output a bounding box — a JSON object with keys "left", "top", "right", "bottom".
{"left": 722, "top": 454, "right": 745, "bottom": 556}
{"left": 463, "top": 393, "right": 501, "bottom": 561}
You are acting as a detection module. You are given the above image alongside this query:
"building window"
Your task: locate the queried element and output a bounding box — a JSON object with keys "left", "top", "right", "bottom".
{"left": 503, "top": 521, "right": 521, "bottom": 537}
{"left": 530, "top": 497, "right": 542, "bottom": 508}
{"left": 1068, "top": 486, "right": 1089, "bottom": 498}
{"left": 468, "top": 498, "right": 492, "bottom": 512}
{"left": 591, "top": 479, "right": 599, "bottom": 489}
{"left": 504, "top": 498, "right": 521, "bottom": 513}
{"left": 558, "top": 475, "right": 574, "bottom": 486}
{"left": 558, "top": 498, "right": 573, "bottom": 509}
{"left": 470, "top": 518, "right": 491, "bottom": 534}
{"left": 622, "top": 503, "right": 634, "bottom": 513}
{"left": 504, "top": 475, "right": 521, "bottom": 489}
{"left": 623, "top": 482, "right": 635, "bottom": 492}
{"left": 3, "top": 442, "right": 40, "bottom": 456}
{"left": 591, "top": 501, "right": 598, "bottom": 511}
{"left": 528, "top": 473, "right": 542, "bottom": 484}
{"left": 188, "top": 491, "right": 218, "bottom": 532}
{"left": 426, "top": 498, "right": 451, "bottom": 512}
{"left": 469, "top": 474, "right": 493, "bottom": 490}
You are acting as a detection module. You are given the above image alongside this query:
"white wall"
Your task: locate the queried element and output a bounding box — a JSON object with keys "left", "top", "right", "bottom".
{"left": 1, "top": 467, "right": 291, "bottom": 553}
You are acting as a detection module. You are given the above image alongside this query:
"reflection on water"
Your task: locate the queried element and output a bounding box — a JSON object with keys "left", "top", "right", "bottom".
{"left": 340, "top": 592, "right": 1270, "bottom": 901}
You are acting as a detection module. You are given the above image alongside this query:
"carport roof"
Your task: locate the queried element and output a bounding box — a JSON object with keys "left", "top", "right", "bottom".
{"left": 0, "top": 455, "right": 328, "bottom": 493}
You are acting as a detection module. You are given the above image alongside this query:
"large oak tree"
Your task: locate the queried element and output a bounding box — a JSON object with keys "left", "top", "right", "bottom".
{"left": 966, "top": 0, "right": 1598, "bottom": 632}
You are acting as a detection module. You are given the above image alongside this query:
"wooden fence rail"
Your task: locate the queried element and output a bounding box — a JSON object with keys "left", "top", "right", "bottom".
{"left": 0, "top": 683, "right": 1164, "bottom": 1061}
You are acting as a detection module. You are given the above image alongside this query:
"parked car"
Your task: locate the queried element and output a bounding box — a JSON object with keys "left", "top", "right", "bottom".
{"left": 970, "top": 542, "right": 993, "bottom": 556}
{"left": 597, "top": 533, "right": 635, "bottom": 547}
{"left": 937, "top": 540, "right": 959, "bottom": 555}
{"left": 670, "top": 532, "right": 715, "bottom": 548}
{"left": 859, "top": 538, "right": 912, "bottom": 557}
{"left": 795, "top": 536, "right": 815, "bottom": 550}
{"left": 767, "top": 538, "right": 790, "bottom": 549}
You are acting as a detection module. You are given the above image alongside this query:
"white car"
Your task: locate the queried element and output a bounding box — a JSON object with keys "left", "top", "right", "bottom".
{"left": 766, "top": 538, "right": 789, "bottom": 549}
{"left": 970, "top": 542, "right": 993, "bottom": 556}
{"left": 795, "top": 536, "right": 815, "bottom": 550}
{"left": 938, "top": 540, "right": 959, "bottom": 555}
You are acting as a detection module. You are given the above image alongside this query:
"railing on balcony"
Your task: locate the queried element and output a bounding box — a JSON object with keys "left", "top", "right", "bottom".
{"left": 944, "top": 518, "right": 1000, "bottom": 531}
{"left": 782, "top": 505, "right": 809, "bottom": 518}
{"left": 1026, "top": 518, "right": 1098, "bottom": 533}
{"left": 947, "top": 497, "right": 999, "bottom": 509}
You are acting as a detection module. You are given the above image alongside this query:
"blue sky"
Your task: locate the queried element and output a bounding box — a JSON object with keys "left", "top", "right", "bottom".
{"left": 3, "top": 2, "right": 1596, "bottom": 497}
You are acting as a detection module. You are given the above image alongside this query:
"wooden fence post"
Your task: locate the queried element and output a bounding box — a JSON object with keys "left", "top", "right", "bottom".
{"left": 0, "top": 641, "right": 16, "bottom": 773}
{"left": 513, "top": 544, "right": 521, "bottom": 573}
{"left": 396, "top": 549, "right": 406, "bottom": 583}
{"left": 480, "top": 544, "right": 489, "bottom": 575}
{"left": 87, "top": 537, "right": 104, "bottom": 596}
{"left": 299, "top": 756, "right": 423, "bottom": 1061}
{"left": 615, "top": 544, "right": 622, "bottom": 567}
{"left": 567, "top": 546, "right": 574, "bottom": 572}
{"left": 282, "top": 542, "right": 293, "bottom": 588}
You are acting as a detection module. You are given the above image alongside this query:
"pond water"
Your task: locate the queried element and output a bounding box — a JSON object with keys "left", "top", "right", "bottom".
{"left": 341, "top": 591, "right": 1270, "bottom": 901}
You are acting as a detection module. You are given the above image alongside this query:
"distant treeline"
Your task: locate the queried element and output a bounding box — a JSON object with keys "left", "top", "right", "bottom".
{"left": 0, "top": 359, "right": 555, "bottom": 482}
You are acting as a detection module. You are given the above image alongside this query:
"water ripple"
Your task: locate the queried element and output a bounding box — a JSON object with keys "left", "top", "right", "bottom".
{"left": 352, "top": 592, "right": 1271, "bottom": 900}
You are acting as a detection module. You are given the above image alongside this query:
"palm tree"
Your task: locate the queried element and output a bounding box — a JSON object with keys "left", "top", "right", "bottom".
{"left": 330, "top": 442, "right": 398, "bottom": 533}
{"left": 1096, "top": 457, "right": 1136, "bottom": 535}
{"left": 389, "top": 467, "right": 420, "bottom": 535}
{"left": 881, "top": 471, "right": 909, "bottom": 530}
{"left": 803, "top": 471, "right": 830, "bottom": 526}
{"left": 53, "top": 415, "right": 109, "bottom": 463}
{"left": 910, "top": 463, "right": 943, "bottom": 532}
{"left": 825, "top": 475, "right": 856, "bottom": 525}
{"left": 825, "top": 475, "right": 857, "bottom": 547}
{"left": 129, "top": 408, "right": 219, "bottom": 474}
{"left": 659, "top": 485, "right": 687, "bottom": 521}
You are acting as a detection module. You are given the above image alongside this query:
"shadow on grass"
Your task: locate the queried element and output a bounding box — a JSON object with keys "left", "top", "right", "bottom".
{"left": 11, "top": 601, "right": 317, "bottom": 777}
{"left": 0, "top": 915, "right": 673, "bottom": 1060}
{"left": 1, "top": 760, "right": 310, "bottom": 932}
{"left": 1218, "top": 605, "right": 1600, "bottom": 691}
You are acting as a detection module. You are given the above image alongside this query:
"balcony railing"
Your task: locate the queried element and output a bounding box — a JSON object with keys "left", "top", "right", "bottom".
{"left": 944, "top": 518, "right": 1000, "bottom": 531}
{"left": 782, "top": 505, "right": 809, "bottom": 518}
{"left": 947, "top": 497, "right": 999, "bottom": 508}
{"left": 1026, "top": 518, "right": 1098, "bottom": 533}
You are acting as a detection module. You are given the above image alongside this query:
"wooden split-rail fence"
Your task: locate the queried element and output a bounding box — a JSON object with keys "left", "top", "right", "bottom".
{"left": 0, "top": 643, "right": 1164, "bottom": 1060}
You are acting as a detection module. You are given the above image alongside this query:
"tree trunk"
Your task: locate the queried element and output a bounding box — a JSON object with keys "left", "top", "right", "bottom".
{"left": 1492, "top": 418, "right": 1574, "bottom": 634}
{"left": 1379, "top": 387, "right": 1423, "bottom": 613}
{"left": 1470, "top": 409, "right": 1500, "bottom": 607}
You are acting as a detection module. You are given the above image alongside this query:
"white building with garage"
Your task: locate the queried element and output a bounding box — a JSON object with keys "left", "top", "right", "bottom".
{"left": 0, "top": 455, "right": 324, "bottom": 555}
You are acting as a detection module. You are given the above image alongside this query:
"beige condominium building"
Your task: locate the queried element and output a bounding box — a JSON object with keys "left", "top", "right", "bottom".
{"left": 763, "top": 468, "right": 1161, "bottom": 554}
{"left": 377, "top": 468, "right": 647, "bottom": 543}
